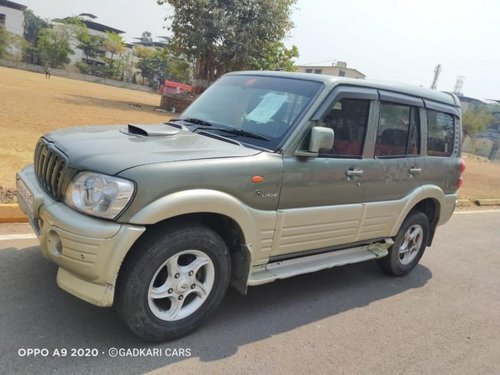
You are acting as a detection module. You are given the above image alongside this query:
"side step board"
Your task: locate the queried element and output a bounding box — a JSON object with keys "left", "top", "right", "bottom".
{"left": 247, "top": 239, "right": 394, "bottom": 286}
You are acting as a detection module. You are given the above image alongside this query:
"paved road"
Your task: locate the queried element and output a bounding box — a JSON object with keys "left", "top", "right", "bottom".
{"left": 1, "top": 210, "right": 499, "bottom": 375}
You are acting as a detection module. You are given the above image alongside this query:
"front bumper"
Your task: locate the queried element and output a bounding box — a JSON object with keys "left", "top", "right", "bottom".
{"left": 16, "top": 165, "right": 145, "bottom": 306}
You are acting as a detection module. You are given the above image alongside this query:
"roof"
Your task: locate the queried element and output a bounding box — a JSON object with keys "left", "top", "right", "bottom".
{"left": 83, "top": 19, "right": 124, "bottom": 34}
{"left": 79, "top": 13, "right": 97, "bottom": 19}
{"left": 54, "top": 17, "right": 125, "bottom": 34}
{"left": 0, "top": 0, "right": 27, "bottom": 11}
{"left": 296, "top": 65, "right": 367, "bottom": 78}
{"left": 132, "top": 41, "right": 169, "bottom": 48}
{"left": 226, "top": 71, "right": 460, "bottom": 107}
{"left": 459, "top": 96, "right": 500, "bottom": 106}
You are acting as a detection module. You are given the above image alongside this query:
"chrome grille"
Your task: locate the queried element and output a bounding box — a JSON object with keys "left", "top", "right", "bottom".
{"left": 34, "top": 138, "right": 67, "bottom": 200}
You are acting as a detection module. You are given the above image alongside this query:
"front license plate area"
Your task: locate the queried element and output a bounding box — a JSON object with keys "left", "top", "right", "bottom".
{"left": 16, "top": 176, "right": 34, "bottom": 214}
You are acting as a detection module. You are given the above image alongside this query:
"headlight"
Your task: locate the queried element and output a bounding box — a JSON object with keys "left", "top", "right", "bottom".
{"left": 65, "top": 172, "right": 135, "bottom": 219}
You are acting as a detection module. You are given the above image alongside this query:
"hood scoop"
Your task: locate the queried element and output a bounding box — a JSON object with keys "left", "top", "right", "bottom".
{"left": 126, "top": 124, "right": 180, "bottom": 137}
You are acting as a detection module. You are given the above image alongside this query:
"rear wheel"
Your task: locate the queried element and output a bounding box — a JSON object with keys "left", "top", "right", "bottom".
{"left": 377, "top": 211, "right": 430, "bottom": 276}
{"left": 115, "top": 223, "right": 231, "bottom": 341}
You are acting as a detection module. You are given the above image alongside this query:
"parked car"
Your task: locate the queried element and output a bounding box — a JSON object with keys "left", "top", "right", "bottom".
{"left": 16, "top": 71, "right": 464, "bottom": 341}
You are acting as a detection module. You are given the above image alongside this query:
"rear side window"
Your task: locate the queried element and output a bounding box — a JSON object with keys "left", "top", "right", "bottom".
{"left": 427, "top": 110, "right": 454, "bottom": 157}
{"left": 320, "top": 99, "right": 370, "bottom": 157}
{"left": 375, "top": 102, "right": 420, "bottom": 157}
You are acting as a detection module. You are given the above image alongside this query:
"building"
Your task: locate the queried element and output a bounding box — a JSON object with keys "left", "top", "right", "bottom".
{"left": 0, "top": 0, "right": 25, "bottom": 36}
{"left": 296, "top": 61, "right": 365, "bottom": 79}
{"left": 0, "top": 0, "right": 26, "bottom": 59}
{"left": 52, "top": 14, "right": 127, "bottom": 70}
{"left": 458, "top": 95, "right": 500, "bottom": 113}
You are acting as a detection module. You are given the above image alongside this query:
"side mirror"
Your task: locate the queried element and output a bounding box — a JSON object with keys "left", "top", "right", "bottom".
{"left": 294, "top": 127, "right": 334, "bottom": 157}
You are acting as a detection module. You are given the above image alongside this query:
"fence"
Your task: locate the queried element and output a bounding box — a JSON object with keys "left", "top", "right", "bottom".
{"left": 0, "top": 59, "right": 154, "bottom": 93}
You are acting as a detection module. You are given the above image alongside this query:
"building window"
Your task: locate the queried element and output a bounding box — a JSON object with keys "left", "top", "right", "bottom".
{"left": 339, "top": 70, "right": 346, "bottom": 77}
{"left": 314, "top": 69, "right": 322, "bottom": 74}
{"left": 305, "top": 69, "right": 313, "bottom": 73}
{"left": 0, "top": 14, "right": 6, "bottom": 27}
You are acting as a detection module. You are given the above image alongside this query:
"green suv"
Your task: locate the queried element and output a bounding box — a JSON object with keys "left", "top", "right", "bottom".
{"left": 16, "top": 71, "right": 464, "bottom": 341}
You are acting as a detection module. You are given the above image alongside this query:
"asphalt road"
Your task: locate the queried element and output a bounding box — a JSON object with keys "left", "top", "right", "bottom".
{"left": 0, "top": 210, "right": 499, "bottom": 375}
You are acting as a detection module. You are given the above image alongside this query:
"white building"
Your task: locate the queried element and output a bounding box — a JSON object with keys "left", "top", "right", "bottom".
{"left": 52, "top": 14, "right": 127, "bottom": 70}
{"left": 0, "top": 0, "right": 26, "bottom": 59}
{"left": 0, "top": 0, "right": 25, "bottom": 36}
{"left": 296, "top": 61, "right": 366, "bottom": 79}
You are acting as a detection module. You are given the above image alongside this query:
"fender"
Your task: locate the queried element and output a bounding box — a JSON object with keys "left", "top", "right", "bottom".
{"left": 128, "top": 189, "right": 277, "bottom": 263}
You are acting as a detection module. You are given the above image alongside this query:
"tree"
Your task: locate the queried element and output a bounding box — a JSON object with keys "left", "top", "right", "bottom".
{"left": 0, "top": 25, "right": 28, "bottom": 61}
{"left": 22, "top": 9, "right": 49, "bottom": 64}
{"left": 164, "top": 55, "right": 191, "bottom": 83}
{"left": 462, "top": 107, "right": 495, "bottom": 138}
{"left": 251, "top": 41, "right": 299, "bottom": 71}
{"left": 64, "top": 16, "right": 103, "bottom": 62}
{"left": 0, "top": 26, "right": 10, "bottom": 59}
{"left": 57, "top": 17, "right": 105, "bottom": 76}
{"left": 75, "top": 27, "right": 104, "bottom": 74}
{"left": 37, "top": 27, "right": 74, "bottom": 68}
{"left": 158, "top": 0, "right": 297, "bottom": 92}
{"left": 136, "top": 48, "right": 167, "bottom": 87}
{"left": 78, "top": 33, "right": 103, "bottom": 60}
{"left": 135, "top": 46, "right": 191, "bottom": 86}
{"left": 103, "top": 31, "right": 125, "bottom": 59}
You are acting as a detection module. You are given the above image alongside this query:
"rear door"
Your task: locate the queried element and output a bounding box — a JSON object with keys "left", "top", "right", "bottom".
{"left": 362, "top": 91, "right": 425, "bottom": 201}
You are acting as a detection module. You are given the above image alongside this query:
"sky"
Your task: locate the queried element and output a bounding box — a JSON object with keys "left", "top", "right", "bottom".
{"left": 18, "top": 0, "right": 500, "bottom": 99}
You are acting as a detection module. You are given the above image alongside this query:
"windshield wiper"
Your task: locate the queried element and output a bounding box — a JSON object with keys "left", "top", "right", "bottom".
{"left": 196, "top": 126, "right": 270, "bottom": 141}
{"left": 170, "top": 118, "right": 214, "bottom": 127}
{"left": 170, "top": 118, "right": 270, "bottom": 141}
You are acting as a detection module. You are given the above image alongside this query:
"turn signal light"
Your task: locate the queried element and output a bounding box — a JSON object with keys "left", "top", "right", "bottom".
{"left": 251, "top": 176, "right": 264, "bottom": 183}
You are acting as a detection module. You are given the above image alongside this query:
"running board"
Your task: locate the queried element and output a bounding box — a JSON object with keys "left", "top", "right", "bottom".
{"left": 247, "top": 239, "right": 393, "bottom": 286}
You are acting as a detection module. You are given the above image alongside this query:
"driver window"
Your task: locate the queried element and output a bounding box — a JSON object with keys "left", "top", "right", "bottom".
{"left": 320, "top": 99, "right": 371, "bottom": 157}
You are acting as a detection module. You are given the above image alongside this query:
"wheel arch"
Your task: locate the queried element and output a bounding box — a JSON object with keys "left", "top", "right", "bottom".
{"left": 128, "top": 189, "right": 258, "bottom": 241}
{"left": 119, "top": 189, "right": 273, "bottom": 296}
{"left": 390, "top": 185, "right": 450, "bottom": 246}
{"left": 411, "top": 198, "right": 440, "bottom": 246}
{"left": 118, "top": 212, "right": 251, "bottom": 297}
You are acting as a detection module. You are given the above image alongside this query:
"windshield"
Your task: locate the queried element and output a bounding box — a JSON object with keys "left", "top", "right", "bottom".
{"left": 180, "top": 75, "right": 323, "bottom": 150}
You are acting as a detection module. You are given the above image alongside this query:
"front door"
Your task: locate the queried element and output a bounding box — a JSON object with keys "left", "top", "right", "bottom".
{"left": 273, "top": 88, "right": 377, "bottom": 256}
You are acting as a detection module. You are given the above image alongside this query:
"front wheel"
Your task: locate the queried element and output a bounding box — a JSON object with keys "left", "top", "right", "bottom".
{"left": 376, "top": 211, "right": 430, "bottom": 276}
{"left": 115, "top": 223, "right": 231, "bottom": 341}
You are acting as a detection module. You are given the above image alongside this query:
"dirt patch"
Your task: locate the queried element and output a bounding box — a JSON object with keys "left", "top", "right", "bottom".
{"left": 459, "top": 154, "right": 500, "bottom": 199}
{"left": 0, "top": 187, "right": 17, "bottom": 204}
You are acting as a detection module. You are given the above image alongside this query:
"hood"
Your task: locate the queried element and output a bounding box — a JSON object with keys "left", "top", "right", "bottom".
{"left": 44, "top": 124, "right": 261, "bottom": 175}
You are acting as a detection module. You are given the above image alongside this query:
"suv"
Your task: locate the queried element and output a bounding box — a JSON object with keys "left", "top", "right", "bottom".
{"left": 16, "top": 71, "right": 464, "bottom": 341}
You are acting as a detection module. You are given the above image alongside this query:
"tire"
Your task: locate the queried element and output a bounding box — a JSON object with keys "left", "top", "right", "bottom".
{"left": 376, "top": 210, "right": 430, "bottom": 276}
{"left": 115, "top": 223, "right": 231, "bottom": 342}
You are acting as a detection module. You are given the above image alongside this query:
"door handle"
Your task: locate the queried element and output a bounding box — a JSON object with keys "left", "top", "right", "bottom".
{"left": 409, "top": 167, "right": 422, "bottom": 175}
{"left": 346, "top": 168, "right": 364, "bottom": 177}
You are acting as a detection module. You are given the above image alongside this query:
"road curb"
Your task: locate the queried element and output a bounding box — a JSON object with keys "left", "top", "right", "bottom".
{"left": 474, "top": 198, "right": 500, "bottom": 206}
{"left": 456, "top": 199, "right": 474, "bottom": 208}
{"left": 0, "top": 204, "right": 28, "bottom": 224}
